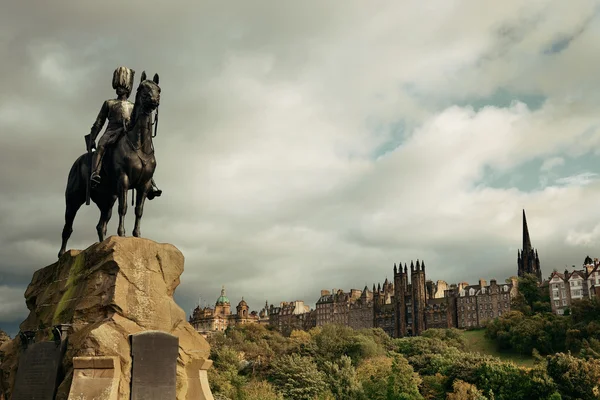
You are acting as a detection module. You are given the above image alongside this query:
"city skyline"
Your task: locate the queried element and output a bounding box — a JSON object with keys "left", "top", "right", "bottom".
{"left": 2, "top": 1, "right": 600, "bottom": 337}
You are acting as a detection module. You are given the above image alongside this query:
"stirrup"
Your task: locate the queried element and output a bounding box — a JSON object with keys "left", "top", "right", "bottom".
{"left": 90, "top": 173, "right": 101, "bottom": 187}
{"left": 147, "top": 189, "right": 162, "bottom": 200}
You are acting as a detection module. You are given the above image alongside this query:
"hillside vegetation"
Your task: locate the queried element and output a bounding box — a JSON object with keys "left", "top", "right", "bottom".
{"left": 486, "top": 274, "right": 600, "bottom": 359}
{"left": 207, "top": 324, "right": 600, "bottom": 400}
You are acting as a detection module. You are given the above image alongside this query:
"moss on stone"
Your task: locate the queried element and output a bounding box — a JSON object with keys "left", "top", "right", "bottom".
{"left": 52, "top": 252, "right": 86, "bottom": 326}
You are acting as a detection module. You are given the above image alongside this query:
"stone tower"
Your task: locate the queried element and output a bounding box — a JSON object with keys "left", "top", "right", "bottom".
{"left": 236, "top": 297, "right": 249, "bottom": 318}
{"left": 518, "top": 209, "right": 542, "bottom": 282}
{"left": 411, "top": 260, "right": 427, "bottom": 335}
{"left": 393, "top": 263, "right": 407, "bottom": 337}
{"left": 215, "top": 285, "right": 231, "bottom": 315}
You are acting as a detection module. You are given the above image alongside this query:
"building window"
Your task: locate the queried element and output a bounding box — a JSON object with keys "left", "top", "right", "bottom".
{"left": 562, "top": 300, "right": 567, "bottom": 306}
{"left": 554, "top": 300, "right": 559, "bottom": 306}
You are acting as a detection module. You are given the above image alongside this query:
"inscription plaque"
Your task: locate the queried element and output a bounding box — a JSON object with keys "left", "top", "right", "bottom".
{"left": 11, "top": 332, "right": 67, "bottom": 400}
{"left": 130, "top": 331, "right": 178, "bottom": 400}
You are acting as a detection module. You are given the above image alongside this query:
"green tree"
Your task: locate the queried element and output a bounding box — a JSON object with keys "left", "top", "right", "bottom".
{"left": 239, "top": 380, "right": 283, "bottom": 400}
{"left": 446, "top": 380, "right": 488, "bottom": 400}
{"left": 323, "top": 355, "right": 363, "bottom": 400}
{"left": 269, "top": 353, "right": 328, "bottom": 400}
{"left": 511, "top": 273, "right": 548, "bottom": 315}
{"left": 419, "top": 373, "right": 446, "bottom": 400}
{"left": 208, "top": 346, "right": 248, "bottom": 399}
{"left": 355, "top": 354, "right": 422, "bottom": 400}
{"left": 546, "top": 353, "right": 600, "bottom": 400}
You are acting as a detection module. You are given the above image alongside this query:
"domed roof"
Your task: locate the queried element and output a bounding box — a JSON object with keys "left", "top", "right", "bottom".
{"left": 237, "top": 297, "right": 248, "bottom": 308}
{"left": 216, "top": 286, "right": 230, "bottom": 305}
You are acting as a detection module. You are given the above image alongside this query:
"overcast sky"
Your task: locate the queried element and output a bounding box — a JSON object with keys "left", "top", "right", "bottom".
{"left": 1, "top": 1, "right": 600, "bottom": 337}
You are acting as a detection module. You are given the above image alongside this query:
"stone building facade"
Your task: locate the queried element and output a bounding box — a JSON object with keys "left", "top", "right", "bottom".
{"left": 374, "top": 279, "right": 396, "bottom": 337}
{"left": 268, "top": 300, "right": 312, "bottom": 335}
{"left": 455, "top": 279, "right": 517, "bottom": 328}
{"left": 189, "top": 286, "right": 262, "bottom": 335}
{"left": 315, "top": 290, "right": 334, "bottom": 327}
{"left": 311, "top": 259, "right": 518, "bottom": 338}
{"left": 549, "top": 257, "right": 600, "bottom": 315}
{"left": 348, "top": 287, "right": 374, "bottom": 330}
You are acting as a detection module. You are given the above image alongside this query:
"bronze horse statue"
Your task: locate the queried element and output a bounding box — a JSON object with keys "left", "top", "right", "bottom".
{"left": 58, "top": 72, "right": 161, "bottom": 258}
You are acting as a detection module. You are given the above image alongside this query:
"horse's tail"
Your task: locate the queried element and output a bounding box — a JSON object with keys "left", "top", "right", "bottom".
{"left": 65, "top": 153, "right": 88, "bottom": 198}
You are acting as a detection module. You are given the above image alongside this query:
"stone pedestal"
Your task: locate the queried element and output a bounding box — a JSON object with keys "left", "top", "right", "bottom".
{"left": 68, "top": 356, "right": 120, "bottom": 400}
{"left": 0, "top": 236, "right": 214, "bottom": 400}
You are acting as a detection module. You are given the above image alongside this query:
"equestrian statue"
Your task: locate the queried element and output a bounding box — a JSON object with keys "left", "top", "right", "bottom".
{"left": 58, "top": 67, "right": 162, "bottom": 258}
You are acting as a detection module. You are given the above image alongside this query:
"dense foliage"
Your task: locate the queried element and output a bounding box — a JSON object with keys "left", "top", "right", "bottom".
{"left": 207, "top": 323, "right": 600, "bottom": 400}
{"left": 486, "top": 274, "right": 600, "bottom": 357}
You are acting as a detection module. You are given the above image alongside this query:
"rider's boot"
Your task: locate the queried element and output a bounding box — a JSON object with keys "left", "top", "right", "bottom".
{"left": 90, "top": 148, "right": 104, "bottom": 188}
{"left": 147, "top": 179, "right": 162, "bottom": 200}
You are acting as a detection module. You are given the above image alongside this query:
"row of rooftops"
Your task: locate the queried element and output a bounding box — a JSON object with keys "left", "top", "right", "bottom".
{"left": 315, "top": 261, "right": 519, "bottom": 305}
{"left": 549, "top": 257, "right": 600, "bottom": 281}
{"left": 192, "top": 253, "right": 599, "bottom": 323}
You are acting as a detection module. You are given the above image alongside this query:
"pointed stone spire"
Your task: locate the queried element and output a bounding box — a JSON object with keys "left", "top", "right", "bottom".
{"left": 404, "top": 263, "right": 408, "bottom": 273}
{"left": 372, "top": 284, "right": 376, "bottom": 292}
{"left": 416, "top": 259, "right": 421, "bottom": 271}
{"left": 421, "top": 260, "right": 426, "bottom": 272}
{"left": 523, "top": 209, "right": 532, "bottom": 252}
{"left": 394, "top": 263, "right": 397, "bottom": 274}
{"left": 410, "top": 260, "right": 415, "bottom": 272}
{"left": 377, "top": 283, "right": 381, "bottom": 292}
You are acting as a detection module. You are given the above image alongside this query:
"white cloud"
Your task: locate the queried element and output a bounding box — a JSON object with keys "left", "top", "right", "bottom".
{"left": 541, "top": 157, "right": 565, "bottom": 172}
{"left": 566, "top": 224, "right": 600, "bottom": 247}
{"left": 555, "top": 172, "right": 598, "bottom": 186}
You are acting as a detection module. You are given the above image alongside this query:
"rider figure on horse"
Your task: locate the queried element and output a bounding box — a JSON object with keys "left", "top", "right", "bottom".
{"left": 86, "top": 66, "right": 162, "bottom": 200}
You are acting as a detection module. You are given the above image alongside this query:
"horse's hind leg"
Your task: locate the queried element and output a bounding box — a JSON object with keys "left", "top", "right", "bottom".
{"left": 117, "top": 174, "right": 129, "bottom": 237}
{"left": 132, "top": 182, "right": 150, "bottom": 238}
{"left": 58, "top": 192, "right": 85, "bottom": 258}
{"left": 96, "top": 195, "right": 116, "bottom": 242}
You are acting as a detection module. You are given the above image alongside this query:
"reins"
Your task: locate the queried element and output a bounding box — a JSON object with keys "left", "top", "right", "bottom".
{"left": 128, "top": 105, "right": 159, "bottom": 206}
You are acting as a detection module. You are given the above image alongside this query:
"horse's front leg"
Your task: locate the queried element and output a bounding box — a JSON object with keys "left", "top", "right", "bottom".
{"left": 117, "top": 174, "right": 129, "bottom": 237}
{"left": 132, "top": 182, "right": 150, "bottom": 238}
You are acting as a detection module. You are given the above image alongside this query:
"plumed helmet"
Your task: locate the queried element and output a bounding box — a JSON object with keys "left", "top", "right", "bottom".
{"left": 112, "top": 66, "right": 135, "bottom": 92}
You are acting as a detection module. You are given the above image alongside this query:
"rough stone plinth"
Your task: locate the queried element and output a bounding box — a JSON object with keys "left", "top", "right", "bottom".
{"left": 0, "top": 236, "right": 213, "bottom": 400}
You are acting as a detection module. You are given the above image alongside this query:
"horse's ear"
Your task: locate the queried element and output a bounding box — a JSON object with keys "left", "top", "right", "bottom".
{"left": 140, "top": 71, "right": 147, "bottom": 82}
{"left": 153, "top": 73, "right": 159, "bottom": 84}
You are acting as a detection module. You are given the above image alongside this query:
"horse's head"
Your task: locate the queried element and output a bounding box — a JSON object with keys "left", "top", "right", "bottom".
{"left": 135, "top": 71, "right": 161, "bottom": 114}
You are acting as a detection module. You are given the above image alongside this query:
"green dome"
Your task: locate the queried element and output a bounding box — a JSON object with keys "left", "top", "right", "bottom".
{"left": 216, "top": 286, "right": 230, "bottom": 305}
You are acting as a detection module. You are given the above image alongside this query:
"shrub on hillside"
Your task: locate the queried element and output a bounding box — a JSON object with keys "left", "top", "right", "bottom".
{"left": 546, "top": 353, "right": 600, "bottom": 400}
{"left": 268, "top": 353, "right": 328, "bottom": 400}
{"left": 355, "top": 353, "right": 422, "bottom": 400}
